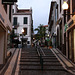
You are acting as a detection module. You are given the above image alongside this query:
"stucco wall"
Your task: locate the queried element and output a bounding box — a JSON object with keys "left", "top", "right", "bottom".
{"left": 13, "top": 14, "right": 32, "bottom": 45}
{"left": 0, "top": 0, "right": 12, "bottom": 30}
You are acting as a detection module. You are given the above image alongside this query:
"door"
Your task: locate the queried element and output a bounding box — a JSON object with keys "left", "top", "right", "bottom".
{"left": 68, "top": 30, "right": 74, "bottom": 62}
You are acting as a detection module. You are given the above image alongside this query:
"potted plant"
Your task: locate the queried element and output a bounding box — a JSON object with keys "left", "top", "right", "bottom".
{"left": 49, "top": 39, "right": 52, "bottom": 48}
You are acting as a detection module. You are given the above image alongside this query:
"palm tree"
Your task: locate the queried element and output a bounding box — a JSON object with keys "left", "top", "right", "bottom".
{"left": 34, "top": 24, "right": 46, "bottom": 40}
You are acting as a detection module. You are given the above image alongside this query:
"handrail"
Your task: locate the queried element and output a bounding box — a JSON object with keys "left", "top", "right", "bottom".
{"left": 40, "top": 47, "right": 46, "bottom": 56}
{"left": 36, "top": 48, "right": 40, "bottom": 56}
{"left": 36, "top": 45, "right": 43, "bottom": 70}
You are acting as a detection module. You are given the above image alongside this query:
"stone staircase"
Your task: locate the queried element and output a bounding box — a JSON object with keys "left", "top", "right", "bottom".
{"left": 19, "top": 47, "right": 72, "bottom": 75}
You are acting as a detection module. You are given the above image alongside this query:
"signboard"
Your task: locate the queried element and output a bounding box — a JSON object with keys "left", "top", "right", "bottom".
{"left": 2, "top": 0, "right": 17, "bottom": 5}
{"left": 47, "top": 38, "right": 49, "bottom": 42}
{"left": 65, "top": 24, "right": 68, "bottom": 32}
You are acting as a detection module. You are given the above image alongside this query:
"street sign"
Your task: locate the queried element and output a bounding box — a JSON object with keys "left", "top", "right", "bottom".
{"left": 2, "top": 0, "right": 17, "bottom": 5}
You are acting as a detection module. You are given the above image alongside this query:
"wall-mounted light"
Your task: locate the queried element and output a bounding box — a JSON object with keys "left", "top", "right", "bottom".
{"left": 21, "top": 29, "right": 24, "bottom": 33}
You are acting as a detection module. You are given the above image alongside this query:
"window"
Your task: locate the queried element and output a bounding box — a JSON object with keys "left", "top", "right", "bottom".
{"left": 60, "top": 0, "right": 61, "bottom": 12}
{"left": 72, "top": 0, "right": 75, "bottom": 15}
{"left": 9, "top": 5, "right": 11, "bottom": 22}
{"left": 67, "top": 0, "right": 70, "bottom": 21}
{"left": 13, "top": 17, "right": 17, "bottom": 25}
{"left": 55, "top": 9, "right": 57, "bottom": 22}
{"left": 27, "top": 41, "right": 30, "bottom": 44}
{"left": 23, "top": 28, "right": 27, "bottom": 35}
{"left": 24, "top": 17, "right": 28, "bottom": 24}
{"left": 12, "top": 9, "right": 14, "bottom": 13}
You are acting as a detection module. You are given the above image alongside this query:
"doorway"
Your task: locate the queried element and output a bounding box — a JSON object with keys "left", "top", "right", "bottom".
{"left": 68, "top": 29, "right": 74, "bottom": 62}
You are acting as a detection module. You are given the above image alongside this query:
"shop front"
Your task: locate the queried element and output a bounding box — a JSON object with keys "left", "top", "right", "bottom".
{"left": 0, "top": 23, "right": 6, "bottom": 64}
{"left": 68, "top": 25, "right": 75, "bottom": 62}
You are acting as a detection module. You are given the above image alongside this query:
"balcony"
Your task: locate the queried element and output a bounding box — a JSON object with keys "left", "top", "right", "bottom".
{"left": 13, "top": 23, "right": 19, "bottom": 29}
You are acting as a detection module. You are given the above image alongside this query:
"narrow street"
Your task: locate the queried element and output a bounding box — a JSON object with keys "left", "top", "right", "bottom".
{"left": 19, "top": 47, "right": 73, "bottom": 75}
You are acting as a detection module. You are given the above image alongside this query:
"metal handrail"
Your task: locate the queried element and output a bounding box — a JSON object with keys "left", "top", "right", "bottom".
{"left": 36, "top": 45, "right": 43, "bottom": 70}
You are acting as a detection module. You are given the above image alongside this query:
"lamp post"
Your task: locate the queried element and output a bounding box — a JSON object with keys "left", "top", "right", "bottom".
{"left": 62, "top": 1, "right": 68, "bottom": 10}
{"left": 62, "top": 1, "right": 75, "bottom": 15}
{"left": 21, "top": 29, "right": 24, "bottom": 48}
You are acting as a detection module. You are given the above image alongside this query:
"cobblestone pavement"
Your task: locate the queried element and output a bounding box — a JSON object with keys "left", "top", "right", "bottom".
{"left": 19, "top": 47, "right": 73, "bottom": 75}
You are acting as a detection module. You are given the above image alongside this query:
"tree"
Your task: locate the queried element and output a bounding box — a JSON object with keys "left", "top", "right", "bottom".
{"left": 34, "top": 24, "right": 46, "bottom": 40}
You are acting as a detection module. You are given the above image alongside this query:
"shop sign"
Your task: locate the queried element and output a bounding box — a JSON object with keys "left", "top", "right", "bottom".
{"left": 47, "top": 38, "right": 49, "bottom": 42}
{"left": 2, "top": 0, "right": 17, "bottom": 5}
{"left": 65, "top": 24, "right": 68, "bottom": 32}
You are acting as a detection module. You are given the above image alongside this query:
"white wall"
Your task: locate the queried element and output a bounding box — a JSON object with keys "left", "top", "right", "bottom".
{"left": 13, "top": 14, "right": 32, "bottom": 45}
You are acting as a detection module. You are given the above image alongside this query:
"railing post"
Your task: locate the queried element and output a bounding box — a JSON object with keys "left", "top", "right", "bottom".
{"left": 37, "top": 46, "right": 44, "bottom": 70}
{"left": 40, "top": 54, "right": 43, "bottom": 70}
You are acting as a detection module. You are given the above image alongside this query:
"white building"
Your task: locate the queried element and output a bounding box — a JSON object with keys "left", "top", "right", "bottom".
{"left": 12, "top": 4, "right": 33, "bottom": 47}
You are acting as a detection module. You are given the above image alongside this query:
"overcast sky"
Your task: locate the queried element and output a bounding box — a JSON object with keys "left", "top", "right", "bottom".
{"left": 17, "top": 0, "right": 52, "bottom": 30}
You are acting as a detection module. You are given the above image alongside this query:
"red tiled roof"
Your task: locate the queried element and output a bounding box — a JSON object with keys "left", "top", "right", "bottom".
{"left": 17, "top": 9, "right": 32, "bottom": 13}
{"left": 43, "top": 25, "right": 48, "bottom": 27}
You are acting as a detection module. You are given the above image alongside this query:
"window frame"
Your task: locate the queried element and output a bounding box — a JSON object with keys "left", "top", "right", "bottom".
{"left": 23, "top": 17, "right": 28, "bottom": 24}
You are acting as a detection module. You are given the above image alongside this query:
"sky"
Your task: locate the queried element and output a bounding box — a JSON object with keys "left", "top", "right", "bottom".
{"left": 17, "top": 0, "right": 52, "bottom": 30}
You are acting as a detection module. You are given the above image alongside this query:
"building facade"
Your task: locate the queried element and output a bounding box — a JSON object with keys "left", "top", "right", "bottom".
{"left": 48, "top": 1, "right": 57, "bottom": 48}
{"left": 48, "top": 0, "right": 75, "bottom": 63}
{"left": 12, "top": 4, "right": 33, "bottom": 47}
{"left": 0, "top": 0, "right": 17, "bottom": 64}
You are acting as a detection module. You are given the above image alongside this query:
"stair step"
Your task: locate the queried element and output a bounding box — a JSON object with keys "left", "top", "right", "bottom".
{"left": 20, "top": 63, "right": 62, "bottom": 66}
{"left": 20, "top": 57, "right": 57, "bottom": 59}
{"left": 20, "top": 60, "right": 59, "bottom": 62}
{"left": 20, "top": 57, "right": 39, "bottom": 59}
{"left": 20, "top": 66, "right": 65, "bottom": 71}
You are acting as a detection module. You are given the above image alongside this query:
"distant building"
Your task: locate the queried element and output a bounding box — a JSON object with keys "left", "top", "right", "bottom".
{"left": 12, "top": 4, "right": 33, "bottom": 47}
{"left": 48, "top": 1, "right": 57, "bottom": 48}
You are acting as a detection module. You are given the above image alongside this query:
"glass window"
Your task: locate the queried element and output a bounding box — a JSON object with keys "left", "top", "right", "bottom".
{"left": 9, "top": 5, "right": 11, "bottom": 22}
{"left": 72, "top": 0, "right": 75, "bottom": 15}
{"left": 60, "top": 0, "right": 61, "bottom": 12}
{"left": 12, "top": 9, "right": 14, "bottom": 13}
{"left": 13, "top": 17, "right": 17, "bottom": 25}
{"left": 24, "top": 17, "right": 28, "bottom": 24}
{"left": 27, "top": 41, "right": 30, "bottom": 44}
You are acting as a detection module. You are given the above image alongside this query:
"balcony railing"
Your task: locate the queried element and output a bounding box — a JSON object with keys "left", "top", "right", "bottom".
{"left": 13, "top": 23, "right": 19, "bottom": 29}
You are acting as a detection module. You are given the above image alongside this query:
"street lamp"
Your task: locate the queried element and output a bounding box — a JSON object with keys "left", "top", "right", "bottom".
{"left": 47, "top": 34, "right": 49, "bottom": 37}
{"left": 21, "top": 29, "right": 24, "bottom": 48}
{"left": 62, "top": 1, "right": 68, "bottom": 10}
{"left": 62, "top": 1, "right": 75, "bottom": 15}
